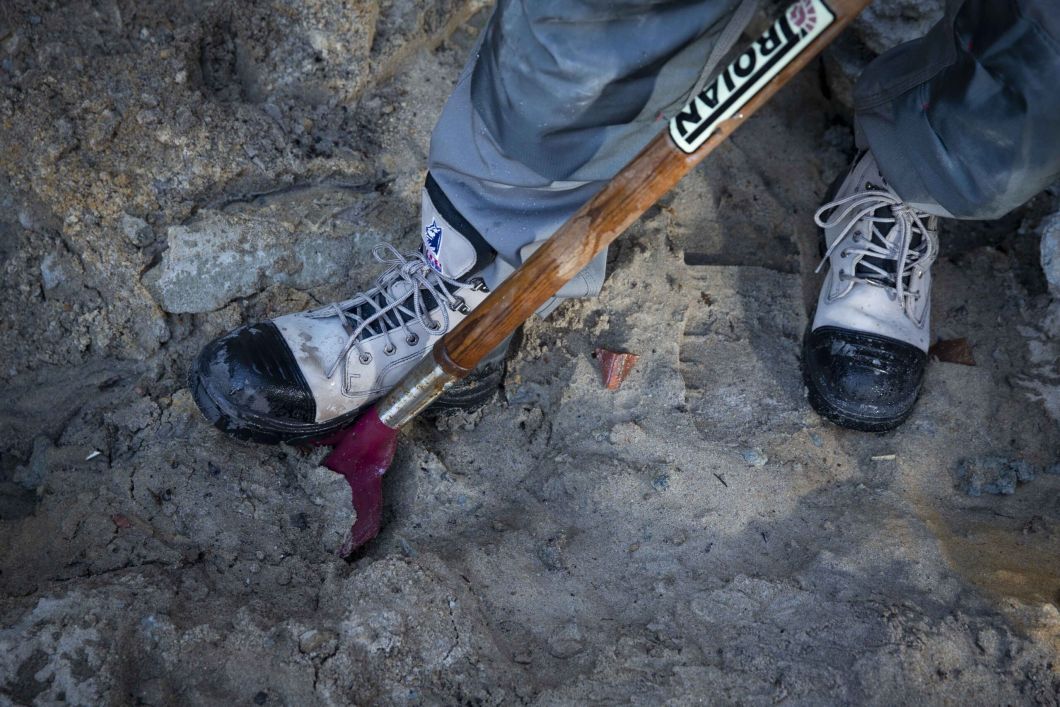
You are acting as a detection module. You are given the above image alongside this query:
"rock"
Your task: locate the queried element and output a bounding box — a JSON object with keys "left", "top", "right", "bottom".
{"left": 13, "top": 436, "right": 53, "bottom": 489}
{"left": 38, "top": 252, "right": 64, "bottom": 290}
{"left": 742, "top": 448, "right": 768, "bottom": 467}
{"left": 199, "top": 1, "right": 374, "bottom": 105}
{"left": 119, "top": 213, "right": 154, "bottom": 247}
{"left": 143, "top": 185, "right": 384, "bottom": 313}
{"left": 954, "top": 456, "right": 1038, "bottom": 496}
{"left": 298, "top": 466, "right": 355, "bottom": 555}
{"left": 821, "top": 35, "right": 870, "bottom": 112}
{"left": 609, "top": 421, "right": 644, "bottom": 445}
{"left": 538, "top": 536, "right": 567, "bottom": 571}
{"left": 823, "top": 0, "right": 944, "bottom": 111}
{"left": 4, "top": 1, "right": 1060, "bottom": 704}
{"left": 1040, "top": 211, "right": 1060, "bottom": 298}
{"left": 398, "top": 537, "right": 417, "bottom": 558}
{"left": 851, "top": 0, "right": 944, "bottom": 56}
{"left": 104, "top": 398, "right": 161, "bottom": 435}
{"left": 297, "top": 628, "right": 338, "bottom": 658}
{"left": 547, "top": 622, "right": 586, "bottom": 659}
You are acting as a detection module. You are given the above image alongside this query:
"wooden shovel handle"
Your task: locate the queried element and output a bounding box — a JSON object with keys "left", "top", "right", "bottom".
{"left": 434, "top": 0, "right": 871, "bottom": 377}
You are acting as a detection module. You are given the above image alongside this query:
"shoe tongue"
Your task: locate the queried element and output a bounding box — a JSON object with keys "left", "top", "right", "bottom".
{"left": 854, "top": 179, "right": 902, "bottom": 286}
{"left": 421, "top": 188, "right": 479, "bottom": 278}
{"left": 347, "top": 263, "right": 476, "bottom": 342}
{"left": 387, "top": 278, "right": 414, "bottom": 301}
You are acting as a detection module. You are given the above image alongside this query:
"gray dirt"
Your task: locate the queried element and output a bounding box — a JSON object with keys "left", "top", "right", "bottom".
{"left": 1, "top": 1, "right": 1059, "bottom": 704}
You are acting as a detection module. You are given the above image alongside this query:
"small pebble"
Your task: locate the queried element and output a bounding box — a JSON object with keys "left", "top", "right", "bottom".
{"left": 298, "top": 629, "right": 338, "bottom": 657}
{"left": 741, "top": 449, "right": 768, "bottom": 467}
{"left": 398, "top": 537, "right": 416, "bottom": 558}
{"left": 119, "top": 213, "right": 154, "bottom": 247}
{"left": 538, "top": 541, "right": 565, "bottom": 571}
{"left": 547, "top": 622, "right": 586, "bottom": 659}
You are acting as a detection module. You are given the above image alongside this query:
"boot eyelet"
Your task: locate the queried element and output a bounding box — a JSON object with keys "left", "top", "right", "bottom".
{"left": 840, "top": 249, "right": 850, "bottom": 257}
{"left": 448, "top": 296, "right": 469, "bottom": 314}
{"left": 383, "top": 343, "right": 397, "bottom": 355}
{"left": 468, "top": 277, "right": 488, "bottom": 292}
{"left": 406, "top": 333, "right": 419, "bottom": 346}
{"left": 358, "top": 352, "right": 372, "bottom": 364}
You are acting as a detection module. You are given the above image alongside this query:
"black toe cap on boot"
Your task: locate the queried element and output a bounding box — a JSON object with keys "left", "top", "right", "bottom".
{"left": 192, "top": 322, "right": 316, "bottom": 440}
{"left": 802, "top": 326, "right": 926, "bottom": 432}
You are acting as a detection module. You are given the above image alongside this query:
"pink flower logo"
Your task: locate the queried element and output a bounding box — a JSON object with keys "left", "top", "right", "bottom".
{"left": 788, "top": 0, "right": 817, "bottom": 32}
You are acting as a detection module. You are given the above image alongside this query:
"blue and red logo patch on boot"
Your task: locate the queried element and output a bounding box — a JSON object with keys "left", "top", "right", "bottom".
{"left": 423, "top": 219, "right": 443, "bottom": 273}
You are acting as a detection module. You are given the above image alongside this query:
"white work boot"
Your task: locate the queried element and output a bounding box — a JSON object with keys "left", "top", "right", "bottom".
{"left": 802, "top": 150, "right": 940, "bottom": 432}
{"left": 191, "top": 175, "right": 507, "bottom": 444}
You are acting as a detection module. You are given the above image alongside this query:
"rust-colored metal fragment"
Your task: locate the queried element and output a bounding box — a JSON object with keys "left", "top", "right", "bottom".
{"left": 929, "top": 338, "right": 976, "bottom": 366}
{"left": 595, "top": 348, "right": 639, "bottom": 390}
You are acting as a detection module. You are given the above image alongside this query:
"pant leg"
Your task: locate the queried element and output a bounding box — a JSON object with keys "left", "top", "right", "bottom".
{"left": 427, "top": 0, "right": 755, "bottom": 300}
{"left": 855, "top": 0, "right": 1060, "bottom": 220}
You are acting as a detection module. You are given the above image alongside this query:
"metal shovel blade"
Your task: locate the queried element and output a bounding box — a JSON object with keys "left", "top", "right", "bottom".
{"left": 320, "top": 405, "right": 399, "bottom": 555}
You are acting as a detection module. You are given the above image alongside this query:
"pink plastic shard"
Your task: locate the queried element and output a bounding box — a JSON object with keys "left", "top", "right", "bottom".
{"left": 595, "top": 348, "right": 639, "bottom": 390}
{"left": 320, "top": 404, "right": 399, "bottom": 556}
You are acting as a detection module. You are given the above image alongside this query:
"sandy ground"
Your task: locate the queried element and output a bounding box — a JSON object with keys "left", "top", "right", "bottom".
{"left": 1, "top": 1, "right": 1059, "bottom": 704}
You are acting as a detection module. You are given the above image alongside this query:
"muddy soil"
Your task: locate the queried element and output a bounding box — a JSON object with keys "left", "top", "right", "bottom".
{"left": 1, "top": 1, "right": 1058, "bottom": 704}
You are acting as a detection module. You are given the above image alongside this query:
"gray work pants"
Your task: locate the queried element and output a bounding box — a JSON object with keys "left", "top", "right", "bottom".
{"left": 428, "top": 0, "right": 1060, "bottom": 293}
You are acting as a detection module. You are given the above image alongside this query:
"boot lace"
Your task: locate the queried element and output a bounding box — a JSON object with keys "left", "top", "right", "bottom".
{"left": 308, "top": 243, "right": 475, "bottom": 379}
{"left": 814, "top": 188, "right": 939, "bottom": 323}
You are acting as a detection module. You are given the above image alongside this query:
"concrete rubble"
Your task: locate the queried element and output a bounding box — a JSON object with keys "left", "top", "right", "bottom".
{"left": 1, "top": 1, "right": 1058, "bottom": 703}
